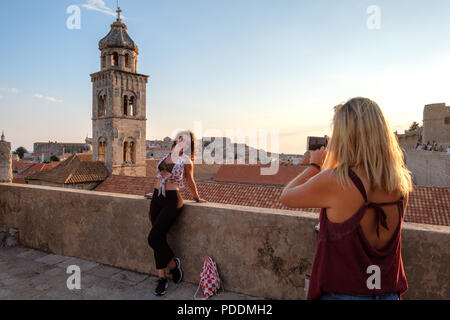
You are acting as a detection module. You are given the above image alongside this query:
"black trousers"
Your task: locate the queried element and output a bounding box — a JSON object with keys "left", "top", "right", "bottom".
{"left": 147, "top": 189, "right": 184, "bottom": 270}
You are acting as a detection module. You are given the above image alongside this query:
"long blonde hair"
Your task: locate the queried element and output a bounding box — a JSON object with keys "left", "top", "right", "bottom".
{"left": 322, "top": 97, "right": 412, "bottom": 196}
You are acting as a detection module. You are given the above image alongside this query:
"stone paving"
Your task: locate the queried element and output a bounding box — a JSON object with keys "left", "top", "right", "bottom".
{"left": 0, "top": 246, "right": 260, "bottom": 300}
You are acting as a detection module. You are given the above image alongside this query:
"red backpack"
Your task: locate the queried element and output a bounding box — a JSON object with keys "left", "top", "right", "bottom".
{"left": 194, "top": 256, "right": 224, "bottom": 299}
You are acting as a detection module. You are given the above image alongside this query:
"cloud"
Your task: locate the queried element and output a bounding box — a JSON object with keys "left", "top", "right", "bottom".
{"left": 33, "top": 93, "right": 63, "bottom": 103}
{"left": 0, "top": 94, "right": 3, "bottom": 99}
{"left": 82, "top": 0, "right": 117, "bottom": 17}
{"left": 45, "top": 97, "right": 64, "bottom": 103}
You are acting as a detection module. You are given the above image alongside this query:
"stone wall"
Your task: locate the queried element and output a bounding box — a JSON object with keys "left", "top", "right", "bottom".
{"left": 406, "top": 150, "right": 450, "bottom": 187}
{"left": 0, "top": 226, "right": 18, "bottom": 247}
{"left": 0, "top": 183, "right": 449, "bottom": 300}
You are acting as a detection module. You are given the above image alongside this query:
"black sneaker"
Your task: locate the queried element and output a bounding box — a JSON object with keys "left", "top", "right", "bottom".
{"left": 154, "top": 277, "right": 168, "bottom": 296}
{"left": 170, "top": 257, "right": 183, "bottom": 284}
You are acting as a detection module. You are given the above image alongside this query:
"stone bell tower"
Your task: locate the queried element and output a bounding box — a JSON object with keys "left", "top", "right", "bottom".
{"left": 90, "top": 7, "right": 149, "bottom": 176}
{"left": 0, "top": 131, "right": 12, "bottom": 183}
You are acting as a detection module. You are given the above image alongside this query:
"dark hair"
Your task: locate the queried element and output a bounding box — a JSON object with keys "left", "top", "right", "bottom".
{"left": 171, "top": 130, "right": 195, "bottom": 162}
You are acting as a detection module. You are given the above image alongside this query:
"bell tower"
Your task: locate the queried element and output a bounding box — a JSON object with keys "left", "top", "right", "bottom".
{"left": 91, "top": 7, "right": 149, "bottom": 176}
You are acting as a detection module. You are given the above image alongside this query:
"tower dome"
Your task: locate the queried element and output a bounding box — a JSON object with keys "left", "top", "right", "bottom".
{"left": 98, "top": 7, "right": 138, "bottom": 53}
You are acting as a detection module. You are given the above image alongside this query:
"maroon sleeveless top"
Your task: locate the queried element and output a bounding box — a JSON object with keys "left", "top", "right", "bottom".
{"left": 307, "top": 168, "right": 408, "bottom": 300}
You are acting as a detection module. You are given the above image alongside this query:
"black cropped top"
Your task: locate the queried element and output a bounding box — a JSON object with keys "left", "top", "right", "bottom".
{"left": 158, "top": 159, "right": 175, "bottom": 173}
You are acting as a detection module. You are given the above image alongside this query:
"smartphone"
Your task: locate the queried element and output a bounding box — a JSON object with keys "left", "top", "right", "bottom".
{"left": 307, "top": 136, "right": 328, "bottom": 151}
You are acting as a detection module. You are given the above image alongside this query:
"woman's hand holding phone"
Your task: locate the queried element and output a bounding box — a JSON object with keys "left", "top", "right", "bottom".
{"left": 310, "top": 147, "right": 327, "bottom": 167}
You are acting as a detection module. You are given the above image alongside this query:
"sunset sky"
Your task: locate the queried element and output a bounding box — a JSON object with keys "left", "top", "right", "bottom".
{"left": 1, "top": 0, "right": 450, "bottom": 154}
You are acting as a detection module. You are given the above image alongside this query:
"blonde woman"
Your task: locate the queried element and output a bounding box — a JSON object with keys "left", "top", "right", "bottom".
{"left": 280, "top": 97, "right": 412, "bottom": 300}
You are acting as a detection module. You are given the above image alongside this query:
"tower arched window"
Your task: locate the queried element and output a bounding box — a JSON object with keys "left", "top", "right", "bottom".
{"left": 123, "top": 138, "right": 136, "bottom": 164}
{"left": 98, "top": 93, "right": 106, "bottom": 117}
{"left": 123, "top": 141, "right": 128, "bottom": 163}
{"left": 112, "top": 52, "right": 119, "bottom": 67}
{"left": 123, "top": 95, "right": 129, "bottom": 115}
{"left": 125, "top": 53, "right": 130, "bottom": 68}
{"left": 129, "top": 96, "right": 135, "bottom": 116}
{"left": 98, "top": 138, "right": 106, "bottom": 162}
{"left": 101, "top": 55, "right": 106, "bottom": 68}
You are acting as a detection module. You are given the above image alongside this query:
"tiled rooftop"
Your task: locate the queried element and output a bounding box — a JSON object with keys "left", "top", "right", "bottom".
{"left": 94, "top": 175, "right": 450, "bottom": 226}
{"left": 26, "top": 153, "right": 108, "bottom": 184}
{"left": 16, "top": 162, "right": 60, "bottom": 177}
{"left": 12, "top": 160, "right": 35, "bottom": 173}
{"left": 213, "top": 164, "right": 307, "bottom": 185}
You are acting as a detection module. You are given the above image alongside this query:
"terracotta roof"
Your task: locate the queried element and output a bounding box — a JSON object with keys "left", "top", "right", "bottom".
{"left": 96, "top": 175, "right": 156, "bottom": 195}
{"left": 405, "top": 187, "right": 450, "bottom": 226}
{"left": 18, "top": 162, "right": 60, "bottom": 177}
{"left": 93, "top": 176, "right": 450, "bottom": 227}
{"left": 213, "top": 164, "right": 307, "bottom": 185}
{"left": 26, "top": 153, "right": 109, "bottom": 184}
{"left": 12, "top": 161, "right": 35, "bottom": 173}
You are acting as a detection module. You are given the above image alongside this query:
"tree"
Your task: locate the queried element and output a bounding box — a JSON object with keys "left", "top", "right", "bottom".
{"left": 409, "top": 121, "right": 420, "bottom": 131}
{"left": 50, "top": 155, "right": 60, "bottom": 162}
{"left": 14, "top": 147, "right": 28, "bottom": 159}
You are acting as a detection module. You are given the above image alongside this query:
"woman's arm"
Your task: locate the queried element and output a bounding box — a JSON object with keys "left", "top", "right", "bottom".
{"left": 184, "top": 162, "right": 206, "bottom": 202}
{"left": 280, "top": 148, "right": 335, "bottom": 209}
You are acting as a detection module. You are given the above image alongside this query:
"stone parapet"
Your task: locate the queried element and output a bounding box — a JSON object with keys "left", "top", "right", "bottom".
{"left": 0, "top": 183, "right": 448, "bottom": 299}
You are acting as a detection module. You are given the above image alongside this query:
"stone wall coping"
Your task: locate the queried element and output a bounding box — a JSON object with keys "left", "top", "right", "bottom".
{"left": 2, "top": 182, "right": 449, "bottom": 234}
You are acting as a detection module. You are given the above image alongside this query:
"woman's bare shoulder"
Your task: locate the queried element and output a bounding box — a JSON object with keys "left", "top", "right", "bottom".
{"left": 314, "top": 168, "right": 348, "bottom": 194}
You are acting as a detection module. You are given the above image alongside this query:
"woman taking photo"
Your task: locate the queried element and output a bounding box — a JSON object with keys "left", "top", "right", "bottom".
{"left": 280, "top": 97, "right": 412, "bottom": 300}
{"left": 147, "top": 130, "right": 206, "bottom": 296}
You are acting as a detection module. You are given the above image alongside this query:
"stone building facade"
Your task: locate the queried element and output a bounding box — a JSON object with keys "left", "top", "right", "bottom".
{"left": 33, "top": 141, "right": 91, "bottom": 162}
{"left": 0, "top": 132, "right": 12, "bottom": 183}
{"left": 395, "top": 103, "right": 450, "bottom": 187}
{"left": 422, "top": 103, "right": 450, "bottom": 146}
{"left": 91, "top": 8, "right": 148, "bottom": 177}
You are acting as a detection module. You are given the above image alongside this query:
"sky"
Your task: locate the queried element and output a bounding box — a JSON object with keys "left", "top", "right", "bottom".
{"left": 1, "top": 0, "right": 450, "bottom": 154}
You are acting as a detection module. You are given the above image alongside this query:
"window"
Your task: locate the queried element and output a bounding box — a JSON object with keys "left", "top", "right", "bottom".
{"left": 445, "top": 116, "right": 450, "bottom": 125}
{"left": 112, "top": 52, "right": 119, "bottom": 66}
{"left": 123, "top": 95, "right": 128, "bottom": 115}
{"left": 129, "top": 96, "right": 135, "bottom": 116}
{"left": 101, "top": 55, "right": 106, "bottom": 68}
{"left": 98, "top": 94, "right": 106, "bottom": 117}
{"left": 125, "top": 54, "right": 130, "bottom": 68}
{"left": 123, "top": 139, "right": 136, "bottom": 164}
{"left": 98, "top": 138, "right": 106, "bottom": 162}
